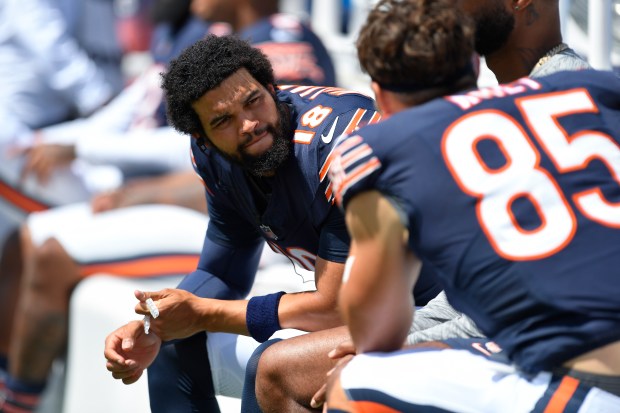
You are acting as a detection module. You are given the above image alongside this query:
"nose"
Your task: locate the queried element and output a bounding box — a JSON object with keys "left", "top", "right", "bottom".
{"left": 240, "top": 116, "right": 259, "bottom": 136}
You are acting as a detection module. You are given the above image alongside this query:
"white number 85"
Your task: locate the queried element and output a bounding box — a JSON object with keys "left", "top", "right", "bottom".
{"left": 442, "top": 89, "right": 620, "bottom": 260}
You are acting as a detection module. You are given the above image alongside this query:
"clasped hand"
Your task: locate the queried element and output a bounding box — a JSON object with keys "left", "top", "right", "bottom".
{"left": 133, "top": 288, "right": 209, "bottom": 341}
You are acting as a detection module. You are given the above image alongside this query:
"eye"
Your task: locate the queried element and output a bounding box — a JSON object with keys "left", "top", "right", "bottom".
{"left": 212, "top": 115, "right": 231, "bottom": 129}
{"left": 247, "top": 94, "right": 261, "bottom": 106}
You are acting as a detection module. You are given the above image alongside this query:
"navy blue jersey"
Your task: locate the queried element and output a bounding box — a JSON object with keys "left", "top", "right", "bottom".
{"left": 331, "top": 70, "right": 620, "bottom": 374}
{"left": 239, "top": 14, "right": 336, "bottom": 87}
{"left": 190, "top": 86, "right": 440, "bottom": 304}
{"left": 193, "top": 86, "right": 376, "bottom": 269}
{"left": 150, "top": 17, "right": 217, "bottom": 65}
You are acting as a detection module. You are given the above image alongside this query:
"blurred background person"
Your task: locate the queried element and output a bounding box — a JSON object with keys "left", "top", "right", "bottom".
{"left": 0, "top": 0, "right": 127, "bottom": 245}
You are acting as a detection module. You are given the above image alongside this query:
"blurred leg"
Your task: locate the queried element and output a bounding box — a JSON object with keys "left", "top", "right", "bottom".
{"left": 5, "top": 232, "right": 80, "bottom": 411}
{"left": 0, "top": 228, "right": 23, "bottom": 356}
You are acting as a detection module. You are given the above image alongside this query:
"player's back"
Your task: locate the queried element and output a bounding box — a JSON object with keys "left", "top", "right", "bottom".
{"left": 333, "top": 69, "right": 620, "bottom": 374}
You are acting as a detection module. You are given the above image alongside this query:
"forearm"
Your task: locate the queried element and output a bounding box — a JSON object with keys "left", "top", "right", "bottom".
{"left": 277, "top": 290, "right": 343, "bottom": 332}
{"left": 195, "top": 298, "right": 250, "bottom": 336}
{"left": 341, "top": 280, "right": 414, "bottom": 353}
{"left": 277, "top": 257, "right": 345, "bottom": 332}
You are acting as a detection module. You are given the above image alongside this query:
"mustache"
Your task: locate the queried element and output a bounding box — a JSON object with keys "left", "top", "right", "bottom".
{"left": 240, "top": 124, "right": 272, "bottom": 147}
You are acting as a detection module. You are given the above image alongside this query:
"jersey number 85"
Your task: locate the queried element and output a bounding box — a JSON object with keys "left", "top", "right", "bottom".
{"left": 442, "top": 89, "right": 620, "bottom": 260}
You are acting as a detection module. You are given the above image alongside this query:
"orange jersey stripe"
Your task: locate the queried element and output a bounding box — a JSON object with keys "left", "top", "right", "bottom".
{"left": 324, "top": 182, "right": 333, "bottom": 201}
{"left": 344, "top": 109, "right": 367, "bottom": 135}
{"left": 350, "top": 400, "right": 402, "bottom": 413}
{"left": 0, "top": 180, "right": 49, "bottom": 212}
{"left": 340, "top": 145, "right": 373, "bottom": 170}
{"left": 543, "top": 376, "right": 580, "bottom": 413}
{"left": 368, "top": 111, "right": 382, "bottom": 125}
{"left": 335, "top": 158, "right": 381, "bottom": 205}
{"left": 319, "top": 149, "right": 336, "bottom": 182}
{"left": 79, "top": 255, "right": 200, "bottom": 278}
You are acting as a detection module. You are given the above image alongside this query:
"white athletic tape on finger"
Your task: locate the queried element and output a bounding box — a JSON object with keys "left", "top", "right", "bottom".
{"left": 146, "top": 298, "right": 159, "bottom": 318}
{"left": 143, "top": 315, "right": 151, "bottom": 334}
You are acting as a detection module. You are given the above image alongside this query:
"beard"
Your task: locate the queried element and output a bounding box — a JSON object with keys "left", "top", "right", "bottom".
{"left": 473, "top": 5, "right": 515, "bottom": 56}
{"left": 210, "top": 96, "right": 292, "bottom": 177}
{"left": 240, "top": 99, "right": 292, "bottom": 177}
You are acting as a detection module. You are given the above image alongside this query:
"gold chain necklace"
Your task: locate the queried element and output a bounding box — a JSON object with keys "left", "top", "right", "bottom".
{"left": 533, "top": 43, "right": 569, "bottom": 71}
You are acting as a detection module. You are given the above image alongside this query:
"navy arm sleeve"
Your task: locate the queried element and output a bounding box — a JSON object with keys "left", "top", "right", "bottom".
{"left": 317, "top": 206, "right": 350, "bottom": 263}
{"left": 176, "top": 180, "right": 265, "bottom": 299}
{"left": 176, "top": 235, "right": 264, "bottom": 300}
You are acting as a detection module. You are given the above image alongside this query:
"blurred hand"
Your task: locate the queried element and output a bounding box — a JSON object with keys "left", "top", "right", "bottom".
{"left": 90, "top": 189, "right": 131, "bottom": 213}
{"left": 104, "top": 320, "right": 162, "bottom": 385}
{"left": 20, "top": 143, "right": 76, "bottom": 184}
{"left": 91, "top": 178, "right": 166, "bottom": 213}
{"left": 310, "top": 339, "right": 357, "bottom": 409}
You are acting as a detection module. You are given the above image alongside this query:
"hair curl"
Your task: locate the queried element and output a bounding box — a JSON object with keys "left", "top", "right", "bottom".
{"left": 162, "top": 34, "right": 276, "bottom": 137}
{"left": 357, "top": 0, "right": 475, "bottom": 94}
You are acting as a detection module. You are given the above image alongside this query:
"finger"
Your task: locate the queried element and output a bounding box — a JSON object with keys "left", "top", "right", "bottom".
{"left": 19, "top": 156, "right": 36, "bottom": 184}
{"left": 104, "top": 339, "right": 126, "bottom": 364}
{"left": 134, "top": 290, "right": 146, "bottom": 301}
{"left": 134, "top": 301, "right": 150, "bottom": 316}
{"left": 310, "top": 384, "right": 327, "bottom": 409}
{"left": 106, "top": 360, "right": 136, "bottom": 373}
{"left": 6, "top": 144, "right": 29, "bottom": 158}
{"left": 34, "top": 161, "right": 51, "bottom": 184}
{"left": 328, "top": 341, "right": 356, "bottom": 359}
{"left": 112, "top": 367, "right": 139, "bottom": 380}
{"left": 121, "top": 337, "right": 135, "bottom": 351}
{"left": 135, "top": 289, "right": 162, "bottom": 301}
{"left": 122, "top": 370, "right": 144, "bottom": 385}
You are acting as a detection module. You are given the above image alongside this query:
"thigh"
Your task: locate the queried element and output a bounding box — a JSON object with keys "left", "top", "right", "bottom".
{"left": 27, "top": 203, "right": 207, "bottom": 271}
{"left": 206, "top": 329, "right": 307, "bottom": 398}
{"left": 340, "top": 348, "right": 550, "bottom": 413}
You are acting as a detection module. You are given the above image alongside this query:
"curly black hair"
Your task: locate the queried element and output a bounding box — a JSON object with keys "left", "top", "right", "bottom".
{"left": 357, "top": 0, "right": 475, "bottom": 96}
{"left": 162, "top": 34, "right": 276, "bottom": 137}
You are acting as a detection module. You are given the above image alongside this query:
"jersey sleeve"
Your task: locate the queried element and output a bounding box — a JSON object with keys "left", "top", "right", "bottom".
{"left": 316, "top": 205, "right": 350, "bottom": 263}
{"left": 312, "top": 96, "right": 382, "bottom": 205}
{"left": 329, "top": 131, "right": 383, "bottom": 210}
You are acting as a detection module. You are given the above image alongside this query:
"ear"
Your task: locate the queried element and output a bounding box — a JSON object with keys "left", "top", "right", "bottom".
{"left": 370, "top": 82, "right": 401, "bottom": 119}
{"left": 513, "top": 0, "right": 533, "bottom": 12}
{"left": 371, "top": 81, "right": 391, "bottom": 117}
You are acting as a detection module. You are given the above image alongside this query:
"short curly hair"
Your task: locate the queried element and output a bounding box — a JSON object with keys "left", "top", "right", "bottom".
{"left": 162, "top": 34, "right": 276, "bottom": 137}
{"left": 357, "top": 0, "right": 475, "bottom": 94}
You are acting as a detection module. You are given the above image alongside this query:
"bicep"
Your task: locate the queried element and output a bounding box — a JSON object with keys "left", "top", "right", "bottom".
{"left": 341, "top": 190, "right": 421, "bottom": 352}
{"left": 344, "top": 190, "right": 412, "bottom": 288}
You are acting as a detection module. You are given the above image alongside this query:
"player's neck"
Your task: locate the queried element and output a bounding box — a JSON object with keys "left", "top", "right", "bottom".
{"left": 485, "top": 41, "right": 559, "bottom": 83}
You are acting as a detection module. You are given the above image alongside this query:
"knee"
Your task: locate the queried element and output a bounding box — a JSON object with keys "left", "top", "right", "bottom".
{"left": 255, "top": 342, "right": 288, "bottom": 407}
{"left": 26, "top": 237, "right": 73, "bottom": 290}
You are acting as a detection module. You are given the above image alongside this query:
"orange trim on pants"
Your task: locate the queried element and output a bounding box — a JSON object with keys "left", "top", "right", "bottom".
{"left": 543, "top": 376, "right": 580, "bottom": 413}
{"left": 79, "top": 255, "right": 200, "bottom": 278}
{"left": 0, "top": 180, "right": 49, "bottom": 212}
{"left": 350, "top": 401, "right": 402, "bottom": 413}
